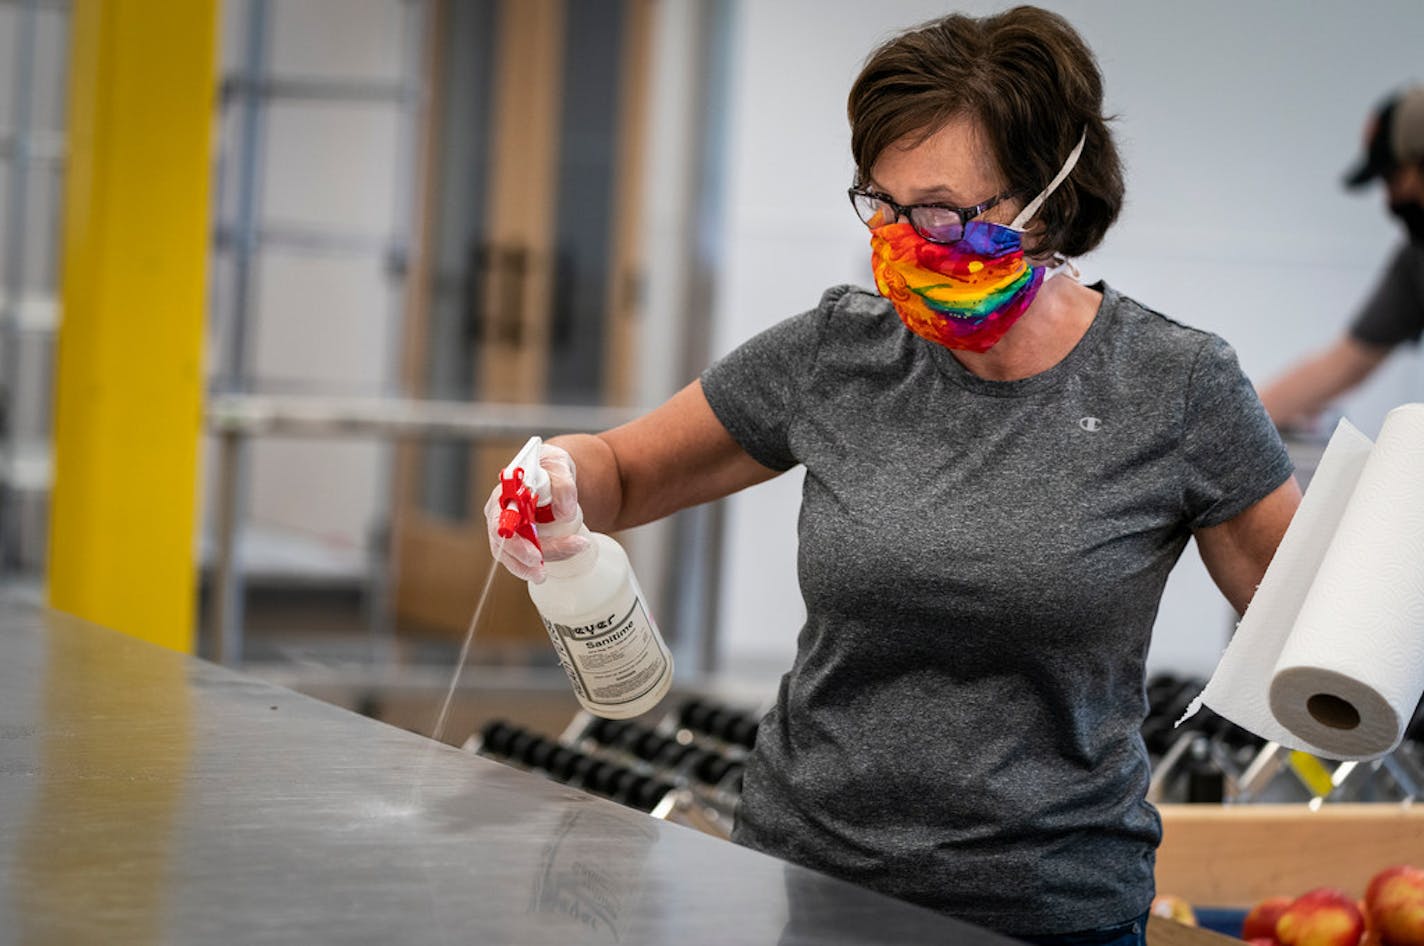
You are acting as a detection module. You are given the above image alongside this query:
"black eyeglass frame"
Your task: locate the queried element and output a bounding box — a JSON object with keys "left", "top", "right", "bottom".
{"left": 847, "top": 186, "right": 1014, "bottom": 244}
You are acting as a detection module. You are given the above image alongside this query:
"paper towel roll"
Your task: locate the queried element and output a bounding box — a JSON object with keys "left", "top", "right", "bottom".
{"left": 1186, "top": 405, "right": 1424, "bottom": 761}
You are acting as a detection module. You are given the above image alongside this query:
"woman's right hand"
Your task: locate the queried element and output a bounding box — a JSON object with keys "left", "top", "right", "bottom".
{"left": 483, "top": 442, "right": 589, "bottom": 584}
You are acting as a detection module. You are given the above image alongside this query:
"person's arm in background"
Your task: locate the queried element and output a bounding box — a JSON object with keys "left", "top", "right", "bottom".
{"left": 1259, "top": 244, "right": 1423, "bottom": 429}
{"left": 1195, "top": 478, "right": 1302, "bottom": 614}
{"left": 1257, "top": 335, "right": 1391, "bottom": 429}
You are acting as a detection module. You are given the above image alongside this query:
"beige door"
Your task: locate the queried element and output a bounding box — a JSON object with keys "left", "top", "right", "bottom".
{"left": 392, "top": 0, "right": 652, "bottom": 646}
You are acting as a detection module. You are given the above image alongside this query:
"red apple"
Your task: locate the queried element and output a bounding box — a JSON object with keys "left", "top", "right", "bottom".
{"left": 1244, "top": 897, "right": 1294, "bottom": 941}
{"left": 1276, "top": 888, "right": 1366, "bottom": 946}
{"left": 1151, "top": 893, "right": 1198, "bottom": 925}
{"left": 1253, "top": 939, "right": 1282, "bottom": 946}
{"left": 1361, "top": 900, "right": 1380, "bottom": 946}
{"left": 1366, "top": 865, "right": 1424, "bottom": 946}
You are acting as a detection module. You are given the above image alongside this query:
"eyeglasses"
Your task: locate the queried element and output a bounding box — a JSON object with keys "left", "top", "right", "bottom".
{"left": 847, "top": 186, "right": 1014, "bottom": 244}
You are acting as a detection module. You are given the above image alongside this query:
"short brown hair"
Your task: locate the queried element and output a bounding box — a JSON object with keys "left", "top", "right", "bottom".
{"left": 848, "top": 6, "right": 1123, "bottom": 258}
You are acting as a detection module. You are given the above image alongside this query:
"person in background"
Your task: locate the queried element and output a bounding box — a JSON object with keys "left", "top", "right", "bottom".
{"left": 1259, "top": 85, "right": 1424, "bottom": 429}
{"left": 486, "top": 8, "right": 1299, "bottom": 944}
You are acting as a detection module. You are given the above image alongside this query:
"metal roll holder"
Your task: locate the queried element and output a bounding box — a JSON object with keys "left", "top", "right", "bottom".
{"left": 565, "top": 715, "right": 744, "bottom": 792}
{"left": 467, "top": 719, "right": 679, "bottom": 815}
{"left": 468, "top": 717, "right": 748, "bottom": 838}
{"left": 667, "top": 697, "right": 760, "bottom": 755}
{"left": 1231, "top": 720, "right": 1424, "bottom": 807}
{"left": 565, "top": 711, "right": 747, "bottom": 836}
{"left": 466, "top": 696, "right": 769, "bottom": 839}
{"left": 1143, "top": 673, "right": 1424, "bottom": 806}
{"left": 1143, "top": 675, "right": 1264, "bottom": 804}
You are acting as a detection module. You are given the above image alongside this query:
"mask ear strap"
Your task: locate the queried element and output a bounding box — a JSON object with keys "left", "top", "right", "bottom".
{"left": 1010, "top": 129, "right": 1088, "bottom": 231}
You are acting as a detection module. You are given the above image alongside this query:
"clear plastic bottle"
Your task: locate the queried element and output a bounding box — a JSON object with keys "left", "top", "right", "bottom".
{"left": 529, "top": 510, "right": 674, "bottom": 719}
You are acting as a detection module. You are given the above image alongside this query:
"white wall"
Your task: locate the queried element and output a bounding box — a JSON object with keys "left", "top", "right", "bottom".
{"left": 709, "top": 0, "right": 1424, "bottom": 678}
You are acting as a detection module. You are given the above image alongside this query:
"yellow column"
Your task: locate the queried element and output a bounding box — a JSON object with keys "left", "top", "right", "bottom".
{"left": 47, "top": 0, "right": 220, "bottom": 651}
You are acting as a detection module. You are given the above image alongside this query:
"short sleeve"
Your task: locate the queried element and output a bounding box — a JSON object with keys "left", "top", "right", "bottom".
{"left": 1348, "top": 244, "right": 1424, "bottom": 349}
{"left": 1181, "top": 336, "right": 1295, "bottom": 529}
{"left": 699, "top": 289, "right": 839, "bottom": 471}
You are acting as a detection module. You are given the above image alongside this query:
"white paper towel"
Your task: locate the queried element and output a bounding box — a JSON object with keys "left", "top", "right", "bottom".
{"left": 1183, "top": 406, "right": 1424, "bottom": 760}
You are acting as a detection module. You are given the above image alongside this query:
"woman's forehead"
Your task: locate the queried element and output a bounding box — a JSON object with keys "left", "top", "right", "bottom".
{"left": 869, "top": 115, "right": 1004, "bottom": 203}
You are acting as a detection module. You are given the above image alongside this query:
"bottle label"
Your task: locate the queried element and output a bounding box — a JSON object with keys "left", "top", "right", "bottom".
{"left": 542, "top": 597, "right": 669, "bottom": 708}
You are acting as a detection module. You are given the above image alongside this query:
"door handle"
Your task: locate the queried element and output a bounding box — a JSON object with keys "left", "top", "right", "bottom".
{"left": 496, "top": 245, "right": 527, "bottom": 347}
{"left": 462, "top": 239, "right": 490, "bottom": 345}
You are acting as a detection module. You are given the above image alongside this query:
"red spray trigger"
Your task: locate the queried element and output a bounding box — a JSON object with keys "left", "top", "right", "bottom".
{"left": 497, "top": 466, "right": 543, "bottom": 552}
{"left": 496, "top": 435, "right": 558, "bottom": 559}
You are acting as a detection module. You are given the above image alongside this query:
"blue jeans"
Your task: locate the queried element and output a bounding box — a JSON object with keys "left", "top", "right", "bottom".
{"left": 1016, "top": 911, "right": 1148, "bottom": 946}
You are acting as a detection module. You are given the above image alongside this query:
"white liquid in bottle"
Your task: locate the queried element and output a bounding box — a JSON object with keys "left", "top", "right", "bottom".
{"left": 529, "top": 512, "right": 673, "bottom": 719}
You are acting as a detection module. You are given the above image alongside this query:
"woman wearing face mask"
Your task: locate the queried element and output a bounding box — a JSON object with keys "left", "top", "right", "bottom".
{"left": 486, "top": 7, "right": 1299, "bottom": 943}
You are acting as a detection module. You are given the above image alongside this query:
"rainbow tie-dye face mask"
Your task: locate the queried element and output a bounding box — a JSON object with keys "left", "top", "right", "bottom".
{"left": 868, "top": 131, "right": 1086, "bottom": 354}
{"left": 871, "top": 220, "right": 1042, "bottom": 353}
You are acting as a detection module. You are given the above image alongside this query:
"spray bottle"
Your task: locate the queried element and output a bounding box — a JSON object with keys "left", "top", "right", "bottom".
{"left": 496, "top": 436, "right": 673, "bottom": 719}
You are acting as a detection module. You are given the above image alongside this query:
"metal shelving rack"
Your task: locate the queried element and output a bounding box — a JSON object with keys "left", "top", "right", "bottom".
{"left": 0, "top": 0, "right": 67, "bottom": 585}
{"left": 204, "top": 0, "right": 431, "bottom": 662}
{"left": 202, "top": 0, "right": 731, "bottom": 672}
{"left": 0, "top": 0, "right": 732, "bottom": 679}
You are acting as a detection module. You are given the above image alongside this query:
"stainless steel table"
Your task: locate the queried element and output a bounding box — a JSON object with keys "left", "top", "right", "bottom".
{"left": 0, "top": 607, "right": 1017, "bottom": 944}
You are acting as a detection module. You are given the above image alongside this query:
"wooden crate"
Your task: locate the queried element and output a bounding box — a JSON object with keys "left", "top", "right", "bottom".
{"left": 1156, "top": 803, "right": 1424, "bottom": 907}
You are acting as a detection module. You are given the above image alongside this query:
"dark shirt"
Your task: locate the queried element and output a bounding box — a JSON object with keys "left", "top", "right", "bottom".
{"left": 1350, "top": 243, "right": 1424, "bottom": 348}
{"left": 700, "top": 282, "right": 1292, "bottom": 935}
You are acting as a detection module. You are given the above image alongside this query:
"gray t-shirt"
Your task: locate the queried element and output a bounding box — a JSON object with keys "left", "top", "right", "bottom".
{"left": 1350, "top": 242, "right": 1424, "bottom": 348}
{"left": 701, "top": 283, "right": 1292, "bottom": 936}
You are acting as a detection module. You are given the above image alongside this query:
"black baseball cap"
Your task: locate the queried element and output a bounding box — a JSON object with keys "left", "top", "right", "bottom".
{"left": 1344, "top": 85, "right": 1424, "bottom": 189}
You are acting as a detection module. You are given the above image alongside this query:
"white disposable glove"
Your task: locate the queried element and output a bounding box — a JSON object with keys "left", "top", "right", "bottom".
{"left": 484, "top": 442, "right": 590, "bottom": 583}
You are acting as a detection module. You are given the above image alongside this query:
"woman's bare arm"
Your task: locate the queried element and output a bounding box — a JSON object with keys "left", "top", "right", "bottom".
{"left": 1195, "top": 477, "right": 1302, "bottom": 615}
{"left": 549, "top": 380, "right": 781, "bottom": 533}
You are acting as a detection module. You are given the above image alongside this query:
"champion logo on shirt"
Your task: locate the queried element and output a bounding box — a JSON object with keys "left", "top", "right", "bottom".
{"left": 1078, "top": 416, "right": 1102, "bottom": 432}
